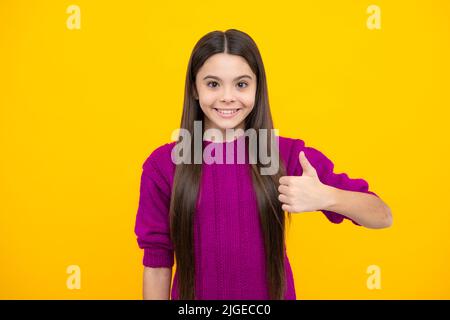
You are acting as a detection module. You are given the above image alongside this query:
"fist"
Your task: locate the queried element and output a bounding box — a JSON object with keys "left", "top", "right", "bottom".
{"left": 278, "top": 151, "right": 334, "bottom": 213}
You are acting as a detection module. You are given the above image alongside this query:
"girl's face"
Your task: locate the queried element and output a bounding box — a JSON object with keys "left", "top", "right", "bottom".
{"left": 194, "top": 53, "right": 257, "bottom": 138}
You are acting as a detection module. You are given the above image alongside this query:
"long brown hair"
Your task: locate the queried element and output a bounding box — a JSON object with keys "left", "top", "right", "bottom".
{"left": 169, "top": 29, "right": 291, "bottom": 300}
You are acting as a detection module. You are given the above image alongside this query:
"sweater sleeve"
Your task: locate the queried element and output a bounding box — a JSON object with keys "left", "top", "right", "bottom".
{"left": 292, "top": 139, "right": 379, "bottom": 226}
{"left": 134, "top": 153, "right": 174, "bottom": 268}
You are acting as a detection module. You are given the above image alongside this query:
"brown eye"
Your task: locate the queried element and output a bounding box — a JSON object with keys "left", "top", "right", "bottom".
{"left": 207, "top": 81, "right": 219, "bottom": 88}
{"left": 237, "top": 82, "right": 248, "bottom": 88}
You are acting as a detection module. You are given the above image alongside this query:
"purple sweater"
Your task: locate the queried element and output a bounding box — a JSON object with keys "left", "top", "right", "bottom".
{"left": 134, "top": 135, "right": 378, "bottom": 300}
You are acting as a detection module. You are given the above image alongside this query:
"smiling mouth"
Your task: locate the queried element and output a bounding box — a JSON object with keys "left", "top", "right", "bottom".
{"left": 213, "top": 108, "right": 241, "bottom": 116}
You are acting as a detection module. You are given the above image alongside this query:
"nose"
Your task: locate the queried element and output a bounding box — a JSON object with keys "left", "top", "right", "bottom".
{"left": 220, "top": 86, "right": 236, "bottom": 102}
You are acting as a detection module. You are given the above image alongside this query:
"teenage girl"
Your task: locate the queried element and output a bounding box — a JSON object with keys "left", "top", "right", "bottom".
{"left": 134, "top": 29, "right": 392, "bottom": 300}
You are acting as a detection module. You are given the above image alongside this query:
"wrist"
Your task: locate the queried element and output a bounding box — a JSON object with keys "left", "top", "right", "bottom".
{"left": 322, "top": 184, "right": 339, "bottom": 211}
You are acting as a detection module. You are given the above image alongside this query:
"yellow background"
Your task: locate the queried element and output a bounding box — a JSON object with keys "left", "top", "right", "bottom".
{"left": 1, "top": 0, "right": 449, "bottom": 299}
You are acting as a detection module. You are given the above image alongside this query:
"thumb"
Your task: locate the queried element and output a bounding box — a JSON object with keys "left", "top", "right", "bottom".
{"left": 299, "top": 151, "right": 317, "bottom": 177}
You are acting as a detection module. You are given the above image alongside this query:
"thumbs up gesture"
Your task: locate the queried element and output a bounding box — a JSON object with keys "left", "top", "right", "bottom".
{"left": 278, "top": 151, "right": 334, "bottom": 213}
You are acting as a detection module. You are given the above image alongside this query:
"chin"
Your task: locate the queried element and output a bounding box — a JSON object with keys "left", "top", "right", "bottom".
{"left": 213, "top": 122, "right": 241, "bottom": 131}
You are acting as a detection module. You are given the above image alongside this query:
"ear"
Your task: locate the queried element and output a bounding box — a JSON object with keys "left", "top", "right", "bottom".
{"left": 192, "top": 86, "right": 199, "bottom": 100}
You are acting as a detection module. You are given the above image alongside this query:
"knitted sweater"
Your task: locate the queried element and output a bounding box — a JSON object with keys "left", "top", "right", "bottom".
{"left": 134, "top": 135, "right": 378, "bottom": 300}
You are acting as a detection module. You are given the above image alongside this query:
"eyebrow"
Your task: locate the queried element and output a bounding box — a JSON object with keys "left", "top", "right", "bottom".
{"left": 202, "top": 74, "right": 253, "bottom": 81}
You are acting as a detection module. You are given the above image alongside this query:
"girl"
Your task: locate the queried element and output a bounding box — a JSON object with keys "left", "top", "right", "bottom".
{"left": 134, "top": 29, "right": 392, "bottom": 300}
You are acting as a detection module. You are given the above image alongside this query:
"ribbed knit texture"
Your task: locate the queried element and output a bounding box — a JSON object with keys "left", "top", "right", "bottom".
{"left": 134, "top": 135, "right": 378, "bottom": 300}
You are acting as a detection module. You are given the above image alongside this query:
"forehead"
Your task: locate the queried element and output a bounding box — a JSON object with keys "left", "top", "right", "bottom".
{"left": 197, "top": 53, "right": 255, "bottom": 79}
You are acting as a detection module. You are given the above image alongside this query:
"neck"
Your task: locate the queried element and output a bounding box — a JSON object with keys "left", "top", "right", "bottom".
{"left": 203, "top": 120, "right": 245, "bottom": 143}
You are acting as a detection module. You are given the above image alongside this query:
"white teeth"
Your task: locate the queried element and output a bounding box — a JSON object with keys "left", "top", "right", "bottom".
{"left": 216, "top": 109, "right": 239, "bottom": 115}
